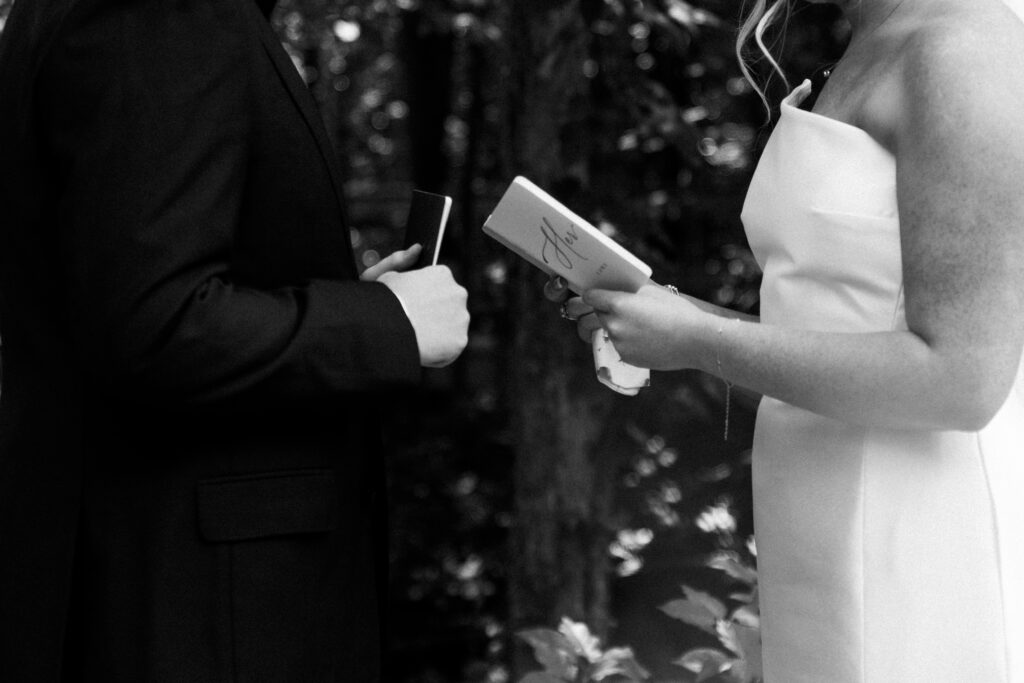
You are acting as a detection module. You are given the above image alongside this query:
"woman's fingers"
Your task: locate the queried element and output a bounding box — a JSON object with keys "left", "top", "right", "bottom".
{"left": 559, "top": 296, "right": 593, "bottom": 321}
{"left": 576, "top": 311, "right": 603, "bottom": 342}
{"left": 543, "top": 275, "right": 570, "bottom": 303}
{"left": 360, "top": 244, "right": 423, "bottom": 282}
{"left": 575, "top": 289, "right": 625, "bottom": 343}
{"left": 582, "top": 288, "right": 624, "bottom": 313}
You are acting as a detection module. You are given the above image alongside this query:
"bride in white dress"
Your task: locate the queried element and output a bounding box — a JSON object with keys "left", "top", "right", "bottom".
{"left": 558, "top": 0, "right": 1024, "bottom": 680}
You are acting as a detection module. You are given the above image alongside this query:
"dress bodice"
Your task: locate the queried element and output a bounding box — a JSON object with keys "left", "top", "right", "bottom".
{"left": 742, "top": 80, "right": 905, "bottom": 334}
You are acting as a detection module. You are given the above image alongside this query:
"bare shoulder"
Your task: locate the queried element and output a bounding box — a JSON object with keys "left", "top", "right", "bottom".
{"left": 897, "top": 2, "right": 1024, "bottom": 142}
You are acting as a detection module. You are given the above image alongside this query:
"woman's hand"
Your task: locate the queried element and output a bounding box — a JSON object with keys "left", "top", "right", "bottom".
{"left": 544, "top": 275, "right": 716, "bottom": 371}
{"left": 583, "top": 284, "right": 712, "bottom": 371}
{"left": 542, "top": 274, "right": 571, "bottom": 304}
{"left": 542, "top": 275, "right": 601, "bottom": 342}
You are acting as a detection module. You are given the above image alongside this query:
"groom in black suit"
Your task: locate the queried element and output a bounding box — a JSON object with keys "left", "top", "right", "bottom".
{"left": 0, "top": 0, "right": 469, "bottom": 680}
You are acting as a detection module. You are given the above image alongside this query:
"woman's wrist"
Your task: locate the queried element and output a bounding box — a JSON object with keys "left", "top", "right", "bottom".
{"left": 695, "top": 311, "right": 724, "bottom": 374}
{"left": 697, "top": 312, "right": 745, "bottom": 379}
{"left": 661, "top": 287, "right": 741, "bottom": 373}
{"left": 664, "top": 305, "right": 715, "bottom": 374}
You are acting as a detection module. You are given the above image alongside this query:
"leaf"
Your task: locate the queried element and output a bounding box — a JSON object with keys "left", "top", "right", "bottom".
{"left": 716, "top": 620, "right": 740, "bottom": 657}
{"left": 659, "top": 598, "right": 718, "bottom": 634}
{"left": 731, "top": 605, "right": 760, "bottom": 629}
{"left": 517, "top": 629, "right": 579, "bottom": 678}
{"left": 683, "top": 586, "right": 729, "bottom": 620}
{"left": 590, "top": 646, "right": 650, "bottom": 681}
{"left": 672, "top": 647, "right": 732, "bottom": 676}
{"left": 519, "top": 673, "right": 566, "bottom": 683}
{"left": 658, "top": 585, "right": 728, "bottom": 634}
{"left": 706, "top": 554, "right": 758, "bottom": 586}
{"left": 558, "top": 617, "right": 603, "bottom": 663}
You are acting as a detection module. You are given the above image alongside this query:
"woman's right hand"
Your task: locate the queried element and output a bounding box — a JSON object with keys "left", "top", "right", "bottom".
{"left": 543, "top": 276, "right": 600, "bottom": 342}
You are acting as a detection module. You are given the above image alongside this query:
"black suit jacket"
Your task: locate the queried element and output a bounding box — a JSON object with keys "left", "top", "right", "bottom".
{"left": 0, "top": 0, "right": 421, "bottom": 680}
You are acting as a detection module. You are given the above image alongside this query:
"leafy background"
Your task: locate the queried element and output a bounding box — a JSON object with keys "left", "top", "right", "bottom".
{"left": 0, "top": 0, "right": 846, "bottom": 680}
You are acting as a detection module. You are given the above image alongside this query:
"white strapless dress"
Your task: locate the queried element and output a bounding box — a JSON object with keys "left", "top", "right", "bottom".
{"left": 741, "top": 77, "right": 1024, "bottom": 681}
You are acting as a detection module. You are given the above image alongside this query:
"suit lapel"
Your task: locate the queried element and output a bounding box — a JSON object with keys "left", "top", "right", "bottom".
{"left": 249, "top": 3, "right": 356, "bottom": 266}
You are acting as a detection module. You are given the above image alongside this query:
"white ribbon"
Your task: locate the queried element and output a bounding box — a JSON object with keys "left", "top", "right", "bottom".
{"left": 591, "top": 329, "right": 650, "bottom": 396}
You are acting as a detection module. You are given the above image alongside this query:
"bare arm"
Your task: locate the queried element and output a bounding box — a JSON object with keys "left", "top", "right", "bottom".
{"left": 585, "top": 21, "right": 1024, "bottom": 431}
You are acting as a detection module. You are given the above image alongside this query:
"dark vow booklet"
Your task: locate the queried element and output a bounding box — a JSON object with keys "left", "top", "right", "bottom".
{"left": 403, "top": 189, "right": 452, "bottom": 268}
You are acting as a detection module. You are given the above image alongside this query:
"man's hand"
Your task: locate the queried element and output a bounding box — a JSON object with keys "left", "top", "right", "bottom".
{"left": 378, "top": 266, "right": 470, "bottom": 368}
{"left": 360, "top": 244, "right": 423, "bottom": 282}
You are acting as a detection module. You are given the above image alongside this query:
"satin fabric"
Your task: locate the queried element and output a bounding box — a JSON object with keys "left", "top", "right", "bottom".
{"left": 741, "top": 78, "right": 1024, "bottom": 682}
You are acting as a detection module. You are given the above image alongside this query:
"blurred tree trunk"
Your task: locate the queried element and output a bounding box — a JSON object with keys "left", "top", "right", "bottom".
{"left": 402, "top": 7, "right": 453, "bottom": 194}
{"left": 499, "top": 0, "right": 619, "bottom": 674}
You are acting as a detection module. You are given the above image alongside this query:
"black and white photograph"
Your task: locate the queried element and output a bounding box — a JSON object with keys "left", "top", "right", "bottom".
{"left": 1, "top": 0, "right": 1022, "bottom": 680}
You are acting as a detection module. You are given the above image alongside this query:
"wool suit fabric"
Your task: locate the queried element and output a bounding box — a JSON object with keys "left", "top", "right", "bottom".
{"left": 0, "top": 0, "right": 421, "bottom": 679}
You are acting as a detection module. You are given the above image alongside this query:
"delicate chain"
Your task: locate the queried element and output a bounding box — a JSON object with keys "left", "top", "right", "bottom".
{"left": 716, "top": 319, "right": 738, "bottom": 442}
{"left": 664, "top": 283, "right": 737, "bottom": 442}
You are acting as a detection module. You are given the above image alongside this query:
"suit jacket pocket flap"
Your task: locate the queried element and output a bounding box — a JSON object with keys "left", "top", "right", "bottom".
{"left": 197, "top": 469, "right": 338, "bottom": 542}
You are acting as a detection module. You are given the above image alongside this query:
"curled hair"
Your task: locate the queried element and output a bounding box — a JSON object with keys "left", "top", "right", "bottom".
{"left": 736, "top": 0, "right": 792, "bottom": 114}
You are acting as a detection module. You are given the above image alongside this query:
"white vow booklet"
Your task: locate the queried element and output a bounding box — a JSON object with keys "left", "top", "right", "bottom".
{"left": 483, "top": 177, "right": 653, "bottom": 395}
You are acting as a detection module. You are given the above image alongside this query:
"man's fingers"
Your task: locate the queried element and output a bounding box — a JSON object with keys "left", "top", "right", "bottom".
{"left": 361, "top": 244, "right": 423, "bottom": 281}
{"left": 385, "top": 243, "right": 422, "bottom": 271}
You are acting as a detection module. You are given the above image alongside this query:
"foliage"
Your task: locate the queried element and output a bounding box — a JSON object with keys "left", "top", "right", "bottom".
{"left": 517, "top": 617, "right": 649, "bottom": 683}
{"left": 519, "top": 484, "right": 763, "bottom": 683}
{"left": 259, "top": 1, "right": 812, "bottom": 679}
{"left": 662, "top": 549, "right": 761, "bottom": 683}
{"left": 520, "top": 484, "right": 763, "bottom": 683}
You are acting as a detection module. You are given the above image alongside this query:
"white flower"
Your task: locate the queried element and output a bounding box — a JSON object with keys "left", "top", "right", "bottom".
{"left": 695, "top": 503, "right": 737, "bottom": 535}
{"left": 558, "top": 617, "right": 602, "bottom": 663}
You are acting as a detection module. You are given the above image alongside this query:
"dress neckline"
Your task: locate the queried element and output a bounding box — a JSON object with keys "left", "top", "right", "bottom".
{"left": 780, "top": 80, "right": 894, "bottom": 158}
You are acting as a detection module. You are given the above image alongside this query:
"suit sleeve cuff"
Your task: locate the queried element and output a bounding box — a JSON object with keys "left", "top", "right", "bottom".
{"left": 308, "top": 279, "right": 422, "bottom": 391}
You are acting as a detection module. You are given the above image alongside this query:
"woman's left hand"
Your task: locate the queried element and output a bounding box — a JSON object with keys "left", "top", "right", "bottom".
{"left": 583, "top": 284, "right": 710, "bottom": 370}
